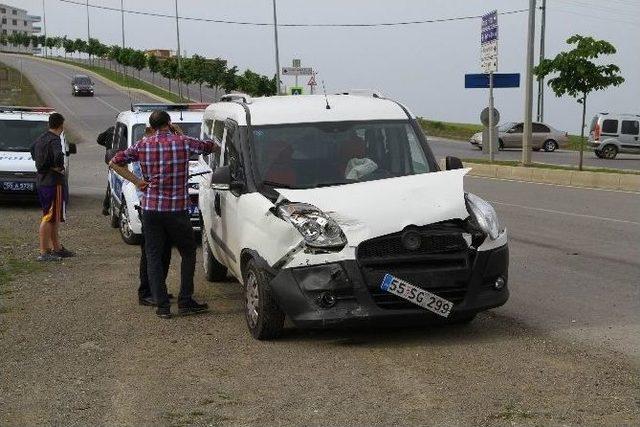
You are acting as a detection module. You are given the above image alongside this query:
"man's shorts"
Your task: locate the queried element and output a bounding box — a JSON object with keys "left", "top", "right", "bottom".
{"left": 38, "top": 184, "right": 67, "bottom": 224}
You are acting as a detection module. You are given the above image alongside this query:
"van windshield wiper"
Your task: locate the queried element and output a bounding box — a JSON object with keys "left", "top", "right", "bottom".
{"left": 261, "top": 180, "right": 299, "bottom": 189}
{"left": 313, "top": 181, "right": 350, "bottom": 188}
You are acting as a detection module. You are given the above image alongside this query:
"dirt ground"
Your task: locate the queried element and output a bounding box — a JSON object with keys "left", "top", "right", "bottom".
{"left": 1, "top": 192, "right": 639, "bottom": 426}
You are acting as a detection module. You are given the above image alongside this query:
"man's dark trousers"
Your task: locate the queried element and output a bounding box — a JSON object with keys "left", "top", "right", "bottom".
{"left": 138, "top": 226, "right": 172, "bottom": 299}
{"left": 142, "top": 210, "right": 196, "bottom": 308}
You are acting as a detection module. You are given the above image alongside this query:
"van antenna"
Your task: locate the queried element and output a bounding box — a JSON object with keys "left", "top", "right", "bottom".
{"left": 322, "top": 80, "right": 331, "bottom": 110}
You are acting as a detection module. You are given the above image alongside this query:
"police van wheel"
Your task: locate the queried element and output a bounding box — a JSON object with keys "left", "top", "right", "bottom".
{"left": 243, "top": 259, "right": 285, "bottom": 340}
{"left": 202, "top": 231, "right": 227, "bottom": 282}
{"left": 601, "top": 144, "right": 618, "bottom": 159}
{"left": 119, "top": 200, "right": 141, "bottom": 245}
{"left": 109, "top": 196, "right": 119, "bottom": 228}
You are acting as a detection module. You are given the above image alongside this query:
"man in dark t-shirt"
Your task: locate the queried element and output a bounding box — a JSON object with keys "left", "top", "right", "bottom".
{"left": 31, "top": 113, "right": 75, "bottom": 261}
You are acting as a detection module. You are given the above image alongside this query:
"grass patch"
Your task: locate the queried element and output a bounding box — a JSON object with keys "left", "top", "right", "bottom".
{"left": 49, "top": 57, "right": 183, "bottom": 103}
{"left": 418, "top": 118, "right": 483, "bottom": 141}
{"left": 462, "top": 157, "right": 640, "bottom": 175}
{"left": 0, "top": 61, "right": 45, "bottom": 106}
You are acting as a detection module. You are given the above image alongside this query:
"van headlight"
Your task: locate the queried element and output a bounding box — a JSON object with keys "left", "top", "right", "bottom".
{"left": 465, "top": 193, "right": 503, "bottom": 240}
{"left": 277, "top": 202, "right": 347, "bottom": 250}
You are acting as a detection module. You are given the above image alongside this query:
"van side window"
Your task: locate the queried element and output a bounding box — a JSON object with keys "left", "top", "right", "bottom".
{"left": 602, "top": 119, "right": 618, "bottom": 134}
{"left": 202, "top": 119, "right": 214, "bottom": 164}
{"left": 114, "top": 122, "right": 128, "bottom": 150}
{"left": 621, "top": 120, "right": 639, "bottom": 135}
{"left": 213, "top": 120, "right": 225, "bottom": 142}
{"left": 222, "top": 124, "right": 243, "bottom": 182}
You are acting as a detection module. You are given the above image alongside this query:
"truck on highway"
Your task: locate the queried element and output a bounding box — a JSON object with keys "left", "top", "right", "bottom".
{"left": 197, "top": 92, "right": 510, "bottom": 340}
{"left": 102, "top": 103, "right": 209, "bottom": 244}
{"left": 0, "top": 106, "right": 76, "bottom": 200}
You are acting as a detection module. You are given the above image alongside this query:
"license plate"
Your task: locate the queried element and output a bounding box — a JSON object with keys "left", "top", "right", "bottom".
{"left": 380, "top": 274, "right": 454, "bottom": 317}
{"left": 1, "top": 181, "right": 34, "bottom": 192}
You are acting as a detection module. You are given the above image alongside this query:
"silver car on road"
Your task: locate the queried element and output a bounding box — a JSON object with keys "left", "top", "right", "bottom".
{"left": 470, "top": 122, "right": 569, "bottom": 152}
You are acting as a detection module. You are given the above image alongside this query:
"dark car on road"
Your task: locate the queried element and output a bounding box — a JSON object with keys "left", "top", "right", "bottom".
{"left": 71, "top": 75, "right": 94, "bottom": 96}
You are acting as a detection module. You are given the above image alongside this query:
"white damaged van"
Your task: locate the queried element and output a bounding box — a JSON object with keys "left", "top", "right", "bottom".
{"left": 197, "top": 93, "right": 509, "bottom": 339}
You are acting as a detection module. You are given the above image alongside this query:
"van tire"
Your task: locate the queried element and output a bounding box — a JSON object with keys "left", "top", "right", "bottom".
{"left": 202, "top": 231, "right": 227, "bottom": 282}
{"left": 543, "top": 139, "right": 558, "bottom": 152}
{"left": 109, "top": 196, "right": 119, "bottom": 228}
{"left": 601, "top": 144, "right": 618, "bottom": 159}
{"left": 119, "top": 199, "right": 141, "bottom": 245}
{"left": 243, "top": 259, "right": 285, "bottom": 340}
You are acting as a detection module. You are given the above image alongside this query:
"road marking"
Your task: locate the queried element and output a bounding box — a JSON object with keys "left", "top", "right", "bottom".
{"left": 93, "top": 95, "right": 121, "bottom": 113}
{"left": 489, "top": 200, "right": 640, "bottom": 226}
{"left": 469, "top": 175, "right": 640, "bottom": 194}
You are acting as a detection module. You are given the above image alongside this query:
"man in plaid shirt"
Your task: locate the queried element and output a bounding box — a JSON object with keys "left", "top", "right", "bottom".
{"left": 110, "top": 110, "right": 217, "bottom": 318}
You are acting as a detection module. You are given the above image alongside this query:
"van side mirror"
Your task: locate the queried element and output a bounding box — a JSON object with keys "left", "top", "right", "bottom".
{"left": 445, "top": 156, "right": 464, "bottom": 170}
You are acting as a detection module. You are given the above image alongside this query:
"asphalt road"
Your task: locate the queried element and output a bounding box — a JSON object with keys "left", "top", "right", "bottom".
{"left": 430, "top": 136, "right": 640, "bottom": 171}
{"left": 2, "top": 53, "right": 639, "bottom": 358}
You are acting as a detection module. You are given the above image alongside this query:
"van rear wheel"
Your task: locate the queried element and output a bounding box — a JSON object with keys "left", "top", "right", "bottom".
{"left": 601, "top": 144, "right": 618, "bottom": 159}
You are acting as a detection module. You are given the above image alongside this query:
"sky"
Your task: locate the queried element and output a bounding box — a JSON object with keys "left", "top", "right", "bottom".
{"left": 10, "top": 0, "right": 640, "bottom": 133}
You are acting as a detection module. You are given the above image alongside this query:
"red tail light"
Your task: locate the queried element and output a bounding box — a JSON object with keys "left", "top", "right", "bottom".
{"left": 594, "top": 122, "right": 601, "bottom": 140}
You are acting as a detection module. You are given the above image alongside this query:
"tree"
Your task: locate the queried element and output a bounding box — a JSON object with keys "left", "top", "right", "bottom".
{"left": 147, "top": 54, "right": 160, "bottom": 84}
{"left": 203, "top": 57, "right": 227, "bottom": 100}
{"left": 73, "top": 38, "right": 88, "bottom": 59}
{"left": 45, "top": 37, "right": 56, "bottom": 56}
{"left": 189, "top": 55, "right": 208, "bottom": 101}
{"left": 534, "top": 35, "right": 624, "bottom": 170}
{"left": 160, "top": 57, "right": 179, "bottom": 92}
{"left": 108, "top": 45, "right": 121, "bottom": 73}
{"left": 87, "top": 38, "right": 103, "bottom": 65}
{"left": 221, "top": 65, "right": 238, "bottom": 94}
{"left": 62, "top": 37, "right": 75, "bottom": 59}
{"left": 130, "top": 50, "right": 147, "bottom": 79}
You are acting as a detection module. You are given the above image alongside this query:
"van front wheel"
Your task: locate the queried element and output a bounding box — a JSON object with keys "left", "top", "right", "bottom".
{"left": 601, "top": 144, "right": 618, "bottom": 159}
{"left": 244, "top": 259, "right": 285, "bottom": 340}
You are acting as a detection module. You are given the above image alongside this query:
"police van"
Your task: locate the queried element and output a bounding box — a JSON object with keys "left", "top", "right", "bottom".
{"left": 103, "top": 103, "right": 209, "bottom": 244}
{"left": 0, "top": 106, "right": 76, "bottom": 200}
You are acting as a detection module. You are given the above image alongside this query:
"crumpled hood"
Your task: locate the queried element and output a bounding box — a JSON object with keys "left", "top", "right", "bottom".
{"left": 277, "top": 169, "right": 470, "bottom": 247}
{"left": 0, "top": 151, "right": 36, "bottom": 173}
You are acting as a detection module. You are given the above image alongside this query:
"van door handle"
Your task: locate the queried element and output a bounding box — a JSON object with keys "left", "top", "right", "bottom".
{"left": 214, "top": 193, "right": 221, "bottom": 216}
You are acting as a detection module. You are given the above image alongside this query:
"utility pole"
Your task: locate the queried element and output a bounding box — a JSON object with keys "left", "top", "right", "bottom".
{"left": 536, "top": 0, "right": 547, "bottom": 122}
{"left": 522, "top": 0, "right": 536, "bottom": 166}
{"left": 42, "top": 0, "right": 47, "bottom": 57}
{"left": 86, "top": 0, "right": 91, "bottom": 64}
{"left": 488, "top": 72, "right": 495, "bottom": 162}
{"left": 175, "top": 0, "right": 183, "bottom": 100}
{"left": 120, "top": 0, "right": 125, "bottom": 48}
{"left": 272, "top": 0, "right": 282, "bottom": 95}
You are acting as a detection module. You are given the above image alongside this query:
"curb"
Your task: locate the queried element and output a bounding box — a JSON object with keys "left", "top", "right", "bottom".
{"left": 439, "top": 159, "right": 640, "bottom": 192}
{"left": 10, "top": 54, "right": 173, "bottom": 103}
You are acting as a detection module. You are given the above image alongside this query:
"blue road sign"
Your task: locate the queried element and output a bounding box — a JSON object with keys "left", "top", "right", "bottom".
{"left": 465, "top": 73, "right": 520, "bottom": 88}
{"left": 481, "top": 27, "right": 498, "bottom": 44}
{"left": 481, "top": 10, "right": 498, "bottom": 30}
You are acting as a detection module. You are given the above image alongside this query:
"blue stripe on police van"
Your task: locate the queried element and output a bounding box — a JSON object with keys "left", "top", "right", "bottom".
{"left": 381, "top": 274, "right": 394, "bottom": 291}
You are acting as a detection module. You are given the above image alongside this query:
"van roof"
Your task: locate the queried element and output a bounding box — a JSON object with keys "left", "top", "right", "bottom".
{"left": 204, "top": 94, "right": 412, "bottom": 126}
{"left": 117, "top": 109, "right": 204, "bottom": 126}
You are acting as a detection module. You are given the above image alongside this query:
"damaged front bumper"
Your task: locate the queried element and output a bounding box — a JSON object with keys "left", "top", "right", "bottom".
{"left": 268, "top": 243, "right": 509, "bottom": 329}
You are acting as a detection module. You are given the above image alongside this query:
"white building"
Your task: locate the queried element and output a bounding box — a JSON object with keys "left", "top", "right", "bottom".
{"left": 0, "top": 3, "right": 41, "bottom": 53}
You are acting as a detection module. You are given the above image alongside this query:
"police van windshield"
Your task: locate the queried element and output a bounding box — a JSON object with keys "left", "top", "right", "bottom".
{"left": 132, "top": 122, "right": 202, "bottom": 160}
{"left": 0, "top": 120, "right": 49, "bottom": 152}
{"left": 251, "top": 120, "right": 432, "bottom": 190}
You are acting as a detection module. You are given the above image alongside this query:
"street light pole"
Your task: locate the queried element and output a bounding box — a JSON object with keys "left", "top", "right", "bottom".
{"left": 42, "top": 0, "right": 47, "bottom": 57}
{"left": 120, "top": 0, "right": 125, "bottom": 48}
{"left": 175, "top": 0, "right": 183, "bottom": 100}
{"left": 522, "top": 0, "right": 536, "bottom": 166}
{"left": 86, "top": 0, "right": 91, "bottom": 64}
{"left": 536, "top": 0, "right": 547, "bottom": 122}
{"left": 272, "top": 0, "right": 282, "bottom": 95}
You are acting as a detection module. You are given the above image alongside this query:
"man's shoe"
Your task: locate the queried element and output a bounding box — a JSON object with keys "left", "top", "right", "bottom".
{"left": 53, "top": 246, "right": 76, "bottom": 258}
{"left": 37, "top": 252, "right": 62, "bottom": 262}
{"left": 178, "top": 300, "right": 209, "bottom": 316}
{"left": 139, "top": 295, "right": 156, "bottom": 306}
{"left": 156, "top": 306, "right": 171, "bottom": 319}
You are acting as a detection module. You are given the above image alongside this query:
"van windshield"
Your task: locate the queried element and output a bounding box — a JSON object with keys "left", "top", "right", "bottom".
{"left": 0, "top": 120, "right": 49, "bottom": 152}
{"left": 250, "top": 120, "right": 433, "bottom": 190}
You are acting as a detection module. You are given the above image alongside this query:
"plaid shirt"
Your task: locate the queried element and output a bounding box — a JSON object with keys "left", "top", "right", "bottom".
{"left": 112, "top": 131, "right": 215, "bottom": 212}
